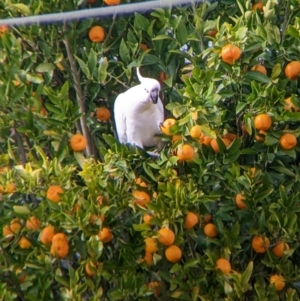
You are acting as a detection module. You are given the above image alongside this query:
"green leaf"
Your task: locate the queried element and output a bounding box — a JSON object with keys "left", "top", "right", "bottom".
{"left": 74, "top": 55, "right": 90, "bottom": 79}
{"left": 270, "top": 166, "right": 295, "bottom": 177}
{"left": 143, "top": 162, "right": 157, "bottom": 182}
{"left": 134, "top": 13, "right": 150, "bottom": 32}
{"left": 245, "top": 71, "right": 271, "bottom": 84}
{"left": 13, "top": 205, "right": 31, "bottom": 215}
{"left": 73, "top": 151, "right": 86, "bottom": 169}
{"left": 236, "top": 102, "right": 247, "bottom": 114}
{"left": 26, "top": 73, "right": 44, "bottom": 84}
{"left": 35, "top": 63, "right": 55, "bottom": 73}
{"left": 8, "top": 3, "right": 32, "bottom": 15}
{"left": 271, "top": 63, "right": 282, "bottom": 80}
{"left": 88, "top": 48, "right": 97, "bottom": 77}
{"left": 241, "top": 261, "right": 253, "bottom": 287}
{"left": 152, "top": 35, "right": 173, "bottom": 41}
{"left": 287, "top": 25, "right": 300, "bottom": 38}
{"left": 119, "top": 39, "right": 130, "bottom": 64}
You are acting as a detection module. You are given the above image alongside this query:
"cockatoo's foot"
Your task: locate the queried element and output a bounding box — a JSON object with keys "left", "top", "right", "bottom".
{"left": 146, "top": 151, "right": 160, "bottom": 158}
{"left": 157, "top": 122, "right": 163, "bottom": 132}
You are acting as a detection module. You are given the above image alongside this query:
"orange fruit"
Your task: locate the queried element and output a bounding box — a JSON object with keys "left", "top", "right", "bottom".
{"left": 172, "top": 134, "right": 183, "bottom": 144}
{"left": 96, "top": 107, "right": 111, "bottom": 121}
{"left": 148, "top": 281, "right": 161, "bottom": 297}
{"left": 189, "top": 125, "right": 202, "bottom": 138}
{"left": 104, "top": 0, "right": 120, "bottom": 5}
{"left": 52, "top": 233, "right": 68, "bottom": 244}
{"left": 270, "top": 275, "right": 285, "bottom": 291}
{"left": 203, "top": 214, "right": 212, "bottom": 224}
{"left": 89, "top": 214, "right": 105, "bottom": 224}
{"left": 158, "top": 72, "right": 169, "bottom": 85}
{"left": 0, "top": 25, "right": 9, "bottom": 35}
{"left": 285, "top": 97, "right": 299, "bottom": 112}
{"left": 177, "top": 144, "right": 195, "bottom": 162}
{"left": 252, "top": 235, "right": 270, "bottom": 253}
{"left": 133, "top": 190, "right": 151, "bottom": 207}
{"left": 40, "top": 225, "right": 55, "bottom": 245}
{"left": 255, "top": 130, "right": 267, "bottom": 142}
{"left": 5, "top": 182, "right": 16, "bottom": 194}
{"left": 279, "top": 133, "right": 297, "bottom": 150}
{"left": 85, "top": 261, "right": 97, "bottom": 276}
{"left": 272, "top": 242, "right": 290, "bottom": 258}
{"left": 199, "top": 135, "right": 213, "bottom": 146}
{"left": 16, "top": 268, "right": 26, "bottom": 283}
{"left": 252, "top": 1, "right": 263, "bottom": 11}
{"left": 26, "top": 216, "right": 41, "bottom": 230}
{"left": 18, "top": 236, "right": 31, "bottom": 249}
{"left": 88, "top": 25, "right": 105, "bottom": 43}
{"left": 165, "top": 245, "right": 182, "bottom": 263}
{"left": 98, "top": 227, "right": 113, "bottom": 243}
{"left": 206, "top": 29, "right": 218, "bottom": 36}
{"left": 145, "top": 237, "right": 158, "bottom": 254}
{"left": 221, "top": 44, "right": 241, "bottom": 65}
{"left": 235, "top": 193, "right": 247, "bottom": 209}
{"left": 47, "top": 185, "right": 64, "bottom": 202}
{"left": 3, "top": 218, "right": 23, "bottom": 240}
{"left": 51, "top": 239, "right": 69, "bottom": 258}
{"left": 251, "top": 65, "right": 267, "bottom": 75}
{"left": 254, "top": 114, "right": 272, "bottom": 131}
{"left": 285, "top": 61, "right": 300, "bottom": 80}
{"left": 203, "top": 223, "right": 218, "bottom": 237}
{"left": 184, "top": 212, "right": 199, "bottom": 229}
{"left": 224, "top": 133, "right": 237, "bottom": 142}
{"left": 143, "top": 213, "right": 153, "bottom": 225}
{"left": 215, "top": 258, "right": 231, "bottom": 274}
{"left": 135, "top": 177, "right": 148, "bottom": 187}
{"left": 161, "top": 118, "right": 176, "bottom": 136}
{"left": 144, "top": 252, "right": 153, "bottom": 266}
{"left": 158, "top": 228, "right": 175, "bottom": 246}
{"left": 70, "top": 133, "right": 87, "bottom": 151}
{"left": 210, "top": 138, "right": 230, "bottom": 153}
{"left": 140, "top": 43, "right": 148, "bottom": 51}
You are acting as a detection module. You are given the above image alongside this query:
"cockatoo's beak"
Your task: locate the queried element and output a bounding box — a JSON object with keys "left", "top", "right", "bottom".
{"left": 150, "top": 89, "right": 159, "bottom": 104}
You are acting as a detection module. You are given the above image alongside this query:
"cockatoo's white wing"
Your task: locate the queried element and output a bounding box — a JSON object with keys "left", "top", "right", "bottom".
{"left": 114, "top": 91, "right": 128, "bottom": 144}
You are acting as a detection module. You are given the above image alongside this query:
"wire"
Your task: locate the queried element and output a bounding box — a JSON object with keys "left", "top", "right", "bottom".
{"left": 0, "top": 0, "right": 200, "bottom": 27}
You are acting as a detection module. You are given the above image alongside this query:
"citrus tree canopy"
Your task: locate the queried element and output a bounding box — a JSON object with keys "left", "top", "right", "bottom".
{"left": 0, "top": 0, "right": 300, "bottom": 300}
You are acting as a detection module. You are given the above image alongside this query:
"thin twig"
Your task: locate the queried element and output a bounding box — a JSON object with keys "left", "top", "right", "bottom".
{"left": 62, "top": 21, "right": 94, "bottom": 157}
{"left": 11, "top": 128, "right": 27, "bottom": 165}
{"left": 103, "top": 13, "right": 117, "bottom": 47}
{"left": 281, "top": 0, "right": 290, "bottom": 43}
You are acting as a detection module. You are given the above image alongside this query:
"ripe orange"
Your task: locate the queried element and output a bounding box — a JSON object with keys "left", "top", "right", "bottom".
{"left": 135, "top": 177, "right": 148, "bottom": 187}
{"left": 252, "top": 1, "right": 263, "bottom": 11}
{"left": 148, "top": 281, "right": 161, "bottom": 297}
{"left": 70, "top": 133, "right": 87, "bottom": 151}
{"left": 18, "top": 236, "right": 31, "bottom": 249}
{"left": 224, "top": 133, "right": 237, "bottom": 142}
{"left": 158, "top": 72, "right": 169, "bottom": 85}
{"left": 199, "top": 135, "right": 213, "bottom": 146}
{"left": 140, "top": 43, "right": 148, "bottom": 51}
{"left": 235, "top": 193, "right": 247, "bottom": 209}
{"left": 254, "top": 114, "right": 272, "bottom": 131}
{"left": 165, "top": 245, "right": 182, "bottom": 263}
{"left": 104, "top": 0, "right": 121, "bottom": 5}
{"left": 270, "top": 275, "right": 285, "bottom": 291}
{"left": 272, "top": 242, "right": 290, "bottom": 258}
{"left": 26, "top": 216, "right": 41, "bottom": 230}
{"left": 47, "top": 185, "right": 64, "bottom": 202}
{"left": 98, "top": 227, "right": 113, "bottom": 243}
{"left": 279, "top": 133, "right": 297, "bottom": 150}
{"left": 252, "top": 235, "right": 270, "bottom": 253}
{"left": 251, "top": 65, "right": 267, "bottom": 75}
{"left": 221, "top": 44, "right": 241, "bottom": 65}
{"left": 88, "top": 26, "right": 105, "bottom": 43}
{"left": 5, "top": 182, "right": 16, "bottom": 194}
{"left": 40, "top": 225, "right": 55, "bottom": 245}
{"left": 285, "top": 61, "right": 300, "bottom": 80}
{"left": 96, "top": 107, "right": 111, "bottom": 121}
{"left": 85, "top": 261, "right": 97, "bottom": 276}
{"left": 215, "top": 258, "right": 231, "bottom": 274}
{"left": 3, "top": 218, "right": 22, "bottom": 240}
{"left": 143, "top": 213, "right": 153, "bottom": 225}
{"left": 177, "top": 144, "right": 195, "bottom": 161}
{"left": 285, "top": 97, "right": 299, "bottom": 112}
{"left": 203, "top": 223, "right": 218, "bottom": 237}
{"left": 89, "top": 214, "right": 105, "bottom": 224}
{"left": 184, "top": 212, "right": 199, "bottom": 229}
{"left": 0, "top": 25, "right": 9, "bottom": 35}
{"left": 255, "top": 130, "right": 267, "bottom": 142}
{"left": 51, "top": 239, "right": 69, "bottom": 258}
{"left": 206, "top": 29, "right": 218, "bottom": 36}
{"left": 133, "top": 190, "right": 151, "bottom": 207}
{"left": 158, "top": 228, "right": 175, "bottom": 246}
{"left": 15, "top": 268, "right": 26, "bottom": 283}
{"left": 52, "top": 233, "right": 68, "bottom": 244}
{"left": 172, "top": 134, "right": 183, "bottom": 144}
{"left": 144, "top": 252, "right": 153, "bottom": 266}
{"left": 161, "top": 118, "right": 176, "bottom": 136}
{"left": 210, "top": 138, "right": 230, "bottom": 153}
{"left": 189, "top": 125, "right": 202, "bottom": 138}
{"left": 145, "top": 237, "right": 158, "bottom": 254}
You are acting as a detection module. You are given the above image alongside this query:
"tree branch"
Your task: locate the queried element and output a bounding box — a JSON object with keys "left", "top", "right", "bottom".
{"left": 62, "top": 21, "right": 94, "bottom": 157}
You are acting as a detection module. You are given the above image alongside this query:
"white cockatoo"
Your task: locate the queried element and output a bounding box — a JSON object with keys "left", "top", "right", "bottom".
{"left": 114, "top": 68, "right": 164, "bottom": 151}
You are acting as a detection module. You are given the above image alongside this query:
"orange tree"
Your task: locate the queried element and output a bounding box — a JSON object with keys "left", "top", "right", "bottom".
{"left": 1, "top": 0, "right": 300, "bottom": 300}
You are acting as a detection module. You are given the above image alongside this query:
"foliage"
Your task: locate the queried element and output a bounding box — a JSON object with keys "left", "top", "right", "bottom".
{"left": 0, "top": 0, "right": 300, "bottom": 300}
